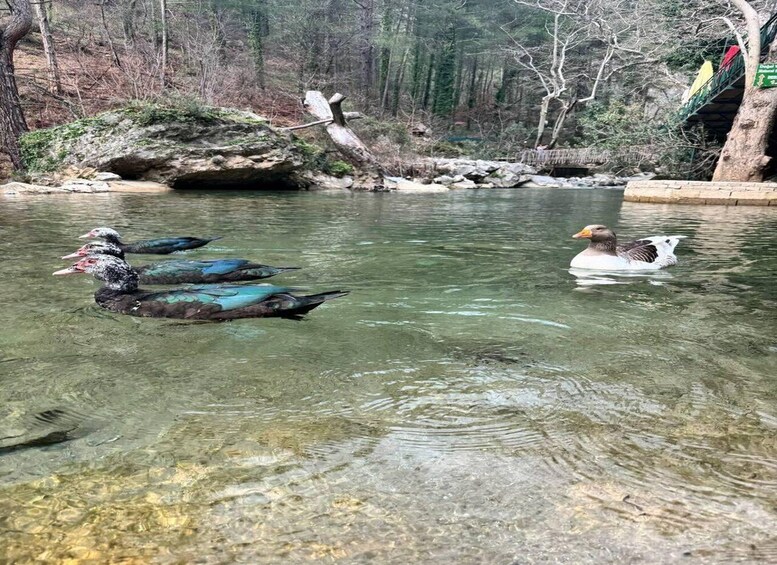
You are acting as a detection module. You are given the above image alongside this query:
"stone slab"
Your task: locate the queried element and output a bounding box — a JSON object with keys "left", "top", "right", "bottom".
{"left": 624, "top": 180, "right": 777, "bottom": 206}
{"left": 106, "top": 180, "right": 172, "bottom": 193}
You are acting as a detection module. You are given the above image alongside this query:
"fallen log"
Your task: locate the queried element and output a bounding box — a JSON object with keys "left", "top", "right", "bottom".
{"left": 302, "top": 91, "right": 385, "bottom": 186}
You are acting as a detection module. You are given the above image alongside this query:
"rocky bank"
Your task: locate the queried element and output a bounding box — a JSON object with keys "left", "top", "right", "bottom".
{"left": 18, "top": 104, "right": 314, "bottom": 189}
{"left": 8, "top": 103, "right": 650, "bottom": 194}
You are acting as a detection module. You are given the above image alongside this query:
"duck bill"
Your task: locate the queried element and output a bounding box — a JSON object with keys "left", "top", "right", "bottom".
{"left": 61, "top": 251, "right": 83, "bottom": 259}
{"left": 572, "top": 228, "right": 592, "bottom": 239}
{"left": 78, "top": 232, "right": 93, "bottom": 239}
{"left": 53, "top": 265, "right": 82, "bottom": 276}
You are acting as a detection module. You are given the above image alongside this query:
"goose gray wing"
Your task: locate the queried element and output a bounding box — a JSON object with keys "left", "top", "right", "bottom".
{"left": 617, "top": 239, "right": 660, "bottom": 264}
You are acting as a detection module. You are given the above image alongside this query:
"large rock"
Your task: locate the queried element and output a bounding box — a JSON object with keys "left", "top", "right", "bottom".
{"left": 305, "top": 173, "right": 354, "bottom": 191}
{"left": 388, "top": 178, "right": 449, "bottom": 193}
{"left": 425, "top": 158, "right": 537, "bottom": 189}
{"left": 20, "top": 105, "right": 308, "bottom": 188}
{"left": 484, "top": 171, "right": 532, "bottom": 188}
{"left": 60, "top": 179, "right": 110, "bottom": 193}
{"left": 1, "top": 182, "right": 67, "bottom": 195}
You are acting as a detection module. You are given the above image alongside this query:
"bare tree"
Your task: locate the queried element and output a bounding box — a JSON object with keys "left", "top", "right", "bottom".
{"left": 0, "top": 0, "right": 33, "bottom": 169}
{"left": 506, "top": 0, "right": 659, "bottom": 148}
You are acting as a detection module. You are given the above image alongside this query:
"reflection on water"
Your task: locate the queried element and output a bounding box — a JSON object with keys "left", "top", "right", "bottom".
{"left": 1, "top": 189, "right": 776, "bottom": 563}
{"left": 569, "top": 267, "right": 676, "bottom": 287}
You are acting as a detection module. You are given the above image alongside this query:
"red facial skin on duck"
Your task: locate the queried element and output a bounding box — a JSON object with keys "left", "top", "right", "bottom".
{"left": 61, "top": 245, "right": 90, "bottom": 259}
{"left": 53, "top": 257, "right": 96, "bottom": 275}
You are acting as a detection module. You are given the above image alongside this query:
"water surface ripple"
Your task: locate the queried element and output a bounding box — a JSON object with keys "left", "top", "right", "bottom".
{"left": 1, "top": 189, "right": 776, "bottom": 563}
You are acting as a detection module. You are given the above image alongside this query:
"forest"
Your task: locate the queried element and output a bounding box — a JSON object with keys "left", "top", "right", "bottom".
{"left": 1, "top": 0, "right": 777, "bottom": 180}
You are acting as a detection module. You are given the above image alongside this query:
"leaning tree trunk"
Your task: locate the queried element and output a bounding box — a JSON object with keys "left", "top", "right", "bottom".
{"left": 534, "top": 95, "right": 552, "bottom": 148}
{"left": 302, "top": 91, "right": 385, "bottom": 189}
{"left": 303, "top": 91, "right": 383, "bottom": 172}
{"left": 548, "top": 99, "right": 578, "bottom": 149}
{"left": 0, "top": 0, "right": 34, "bottom": 170}
{"left": 713, "top": 31, "right": 777, "bottom": 181}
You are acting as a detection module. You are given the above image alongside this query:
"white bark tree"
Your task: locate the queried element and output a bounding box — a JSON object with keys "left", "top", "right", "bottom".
{"left": 506, "top": 0, "right": 660, "bottom": 148}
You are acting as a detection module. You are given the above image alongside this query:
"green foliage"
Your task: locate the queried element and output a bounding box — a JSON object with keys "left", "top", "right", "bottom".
{"left": 575, "top": 100, "right": 720, "bottom": 179}
{"left": 432, "top": 23, "right": 458, "bottom": 116}
{"left": 325, "top": 160, "right": 354, "bottom": 177}
{"left": 20, "top": 129, "right": 62, "bottom": 172}
{"left": 292, "top": 137, "right": 323, "bottom": 158}
{"left": 423, "top": 139, "right": 470, "bottom": 158}
{"left": 20, "top": 117, "right": 106, "bottom": 172}
{"left": 576, "top": 101, "right": 658, "bottom": 149}
{"left": 355, "top": 117, "right": 410, "bottom": 147}
{"left": 124, "top": 97, "right": 221, "bottom": 126}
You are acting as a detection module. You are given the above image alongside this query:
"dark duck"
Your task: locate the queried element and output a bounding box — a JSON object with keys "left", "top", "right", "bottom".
{"left": 64, "top": 242, "right": 299, "bottom": 285}
{"left": 54, "top": 255, "right": 348, "bottom": 321}
{"left": 80, "top": 227, "right": 221, "bottom": 254}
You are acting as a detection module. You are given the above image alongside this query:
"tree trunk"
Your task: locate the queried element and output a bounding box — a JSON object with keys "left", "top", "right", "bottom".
{"left": 534, "top": 95, "right": 551, "bottom": 148}
{"left": 421, "top": 53, "right": 434, "bottom": 110}
{"left": 466, "top": 57, "right": 478, "bottom": 129}
{"left": 548, "top": 99, "right": 577, "bottom": 149}
{"left": 99, "top": 0, "right": 122, "bottom": 68}
{"left": 160, "top": 0, "right": 169, "bottom": 87}
{"left": 247, "top": 7, "right": 266, "bottom": 89}
{"left": 33, "top": 0, "right": 62, "bottom": 94}
{"left": 0, "top": 0, "right": 33, "bottom": 170}
{"left": 123, "top": 0, "right": 139, "bottom": 47}
{"left": 358, "top": 0, "right": 375, "bottom": 100}
{"left": 713, "top": 41, "right": 777, "bottom": 181}
{"left": 391, "top": 48, "right": 409, "bottom": 117}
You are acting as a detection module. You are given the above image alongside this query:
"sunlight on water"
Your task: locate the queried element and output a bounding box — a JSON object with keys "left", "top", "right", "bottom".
{"left": 1, "top": 188, "right": 776, "bottom": 563}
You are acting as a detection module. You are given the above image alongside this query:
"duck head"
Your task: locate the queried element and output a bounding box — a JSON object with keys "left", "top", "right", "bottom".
{"left": 54, "top": 255, "right": 138, "bottom": 292}
{"left": 572, "top": 224, "right": 616, "bottom": 243}
{"left": 62, "top": 241, "right": 125, "bottom": 260}
{"left": 78, "top": 227, "right": 122, "bottom": 243}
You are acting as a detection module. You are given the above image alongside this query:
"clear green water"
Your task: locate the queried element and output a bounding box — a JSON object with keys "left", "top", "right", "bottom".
{"left": 1, "top": 189, "right": 776, "bottom": 563}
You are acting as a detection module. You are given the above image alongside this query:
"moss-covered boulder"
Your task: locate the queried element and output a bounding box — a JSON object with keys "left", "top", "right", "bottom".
{"left": 20, "top": 102, "right": 311, "bottom": 188}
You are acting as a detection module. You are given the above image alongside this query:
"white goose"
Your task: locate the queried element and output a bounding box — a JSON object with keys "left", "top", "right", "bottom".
{"left": 570, "top": 225, "right": 684, "bottom": 271}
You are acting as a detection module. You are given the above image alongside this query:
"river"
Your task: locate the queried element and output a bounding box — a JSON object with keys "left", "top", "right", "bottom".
{"left": 1, "top": 188, "right": 776, "bottom": 563}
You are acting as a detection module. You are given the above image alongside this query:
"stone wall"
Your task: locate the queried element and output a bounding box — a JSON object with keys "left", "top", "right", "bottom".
{"left": 624, "top": 180, "right": 777, "bottom": 206}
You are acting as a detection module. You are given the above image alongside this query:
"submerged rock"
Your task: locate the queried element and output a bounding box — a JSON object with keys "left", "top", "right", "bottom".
{"left": 20, "top": 104, "right": 309, "bottom": 189}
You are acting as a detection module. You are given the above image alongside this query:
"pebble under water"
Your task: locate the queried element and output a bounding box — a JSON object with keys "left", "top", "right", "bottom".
{"left": 1, "top": 188, "right": 776, "bottom": 563}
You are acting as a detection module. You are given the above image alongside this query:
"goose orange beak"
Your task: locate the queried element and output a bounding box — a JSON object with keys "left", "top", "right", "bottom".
{"left": 572, "top": 227, "right": 592, "bottom": 239}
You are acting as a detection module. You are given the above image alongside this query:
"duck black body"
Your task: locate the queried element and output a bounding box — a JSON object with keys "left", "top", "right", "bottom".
{"left": 64, "top": 242, "right": 299, "bottom": 285}
{"left": 80, "top": 227, "right": 221, "bottom": 254}
{"left": 54, "top": 256, "right": 347, "bottom": 321}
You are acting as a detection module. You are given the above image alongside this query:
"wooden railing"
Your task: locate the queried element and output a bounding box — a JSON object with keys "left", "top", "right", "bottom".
{"left": 516, "top": 146, "right": 658, "bottom": 167}
{"left": 679, "top": 12, "right": 777, "bottom": 122}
